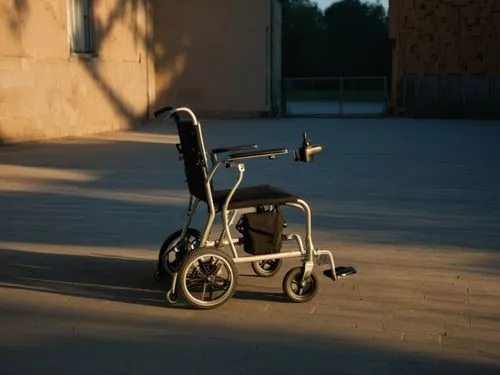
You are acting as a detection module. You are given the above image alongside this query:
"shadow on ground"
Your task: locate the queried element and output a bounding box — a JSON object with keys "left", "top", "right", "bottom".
{"left": 0, "top": 246, "right": 288, "bottom": 308}
{"left": 2, "top": 117, "right": 500, "bottom": 373}
{"left": 0, "top": 293, "right": 499, "bottom": 375}
{"left": 1, "top": 117, "right": 499, "bottom": 255}
{"left": 0, "top": 247, "right": 165, "bottom": 308}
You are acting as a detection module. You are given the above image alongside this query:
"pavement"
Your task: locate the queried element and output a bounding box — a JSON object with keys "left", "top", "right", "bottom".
{"left": 1, "top": 116, "right": 500, "bottom": 374}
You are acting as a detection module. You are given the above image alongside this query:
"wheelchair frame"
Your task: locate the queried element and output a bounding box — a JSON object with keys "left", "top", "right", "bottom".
{"left": 153, "top": 106, "right": 356, "bottom": 309}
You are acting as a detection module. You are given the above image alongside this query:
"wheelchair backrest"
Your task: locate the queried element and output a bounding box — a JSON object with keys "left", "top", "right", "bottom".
{"left": 174, "top": 116, "right": 212, "bottom": 202}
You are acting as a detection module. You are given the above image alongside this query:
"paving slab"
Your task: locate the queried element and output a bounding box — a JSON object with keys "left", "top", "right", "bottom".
{"left": 1, "top": 116, "right": 500, "bottom": 374}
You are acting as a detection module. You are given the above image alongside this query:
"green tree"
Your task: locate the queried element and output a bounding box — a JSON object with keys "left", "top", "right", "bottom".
{"left": 282, "top": 0, "right": 325, "bottom": 77}
{"left": 323, "top": 0, "right": 390, "bottom": 76}
{"left": 282, "top": 0, "right": 391, "bottom": 78}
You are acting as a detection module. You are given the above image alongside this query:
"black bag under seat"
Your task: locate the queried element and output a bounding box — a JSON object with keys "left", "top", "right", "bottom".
{"left": 236, "top": 206, "right": 285, "bottom": 255}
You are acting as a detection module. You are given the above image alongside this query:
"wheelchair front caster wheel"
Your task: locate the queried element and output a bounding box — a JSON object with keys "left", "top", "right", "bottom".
{"left": 166, "top": 290, "right": 178, "bottom": 304}
{"left": 251, "top": 259, "right": 282, "bottom": 278}
{"left": 153, "top": 269, "right": 164, "bottom": 282}
{"left": 282, "top": 266, "right": 319, "bottom": 303}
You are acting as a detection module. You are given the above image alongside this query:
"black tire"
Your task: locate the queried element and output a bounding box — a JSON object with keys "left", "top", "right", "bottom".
{"left": 251, "top": 259, "right": 282, "bottom": 277}
{"left": 157, "top": 228, "right": 201, "bottom": 278}
{"left": 178, "top": 248, "right": 238, "bottom": 310}
{"left": 282, "top": 266, "right": 319, "bottom": 303}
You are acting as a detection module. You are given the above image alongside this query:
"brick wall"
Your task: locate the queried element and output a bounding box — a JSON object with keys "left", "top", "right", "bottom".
{"left": 389, "top": 0, "right": 500, "bottom": 117}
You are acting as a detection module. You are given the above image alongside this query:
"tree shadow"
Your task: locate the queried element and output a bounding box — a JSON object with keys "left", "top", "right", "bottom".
{"left": 1, "top": 0, "right": 29, "bottom": 40}
{"left": 1, "top": 117, "right": 500, "bottom": 260}
{"left": 80, "top": 0, "right": 188, "bottom": 126}
{"left": 2, "top": 0, "right": 204, "bottom": 137}
{"left": 1, "top": 122, "right": 500, "bottom": 373}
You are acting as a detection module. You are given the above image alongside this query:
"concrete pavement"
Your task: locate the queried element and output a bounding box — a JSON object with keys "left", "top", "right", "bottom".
{"left": 1, "top": 116, "right": 500, "bottom": 374}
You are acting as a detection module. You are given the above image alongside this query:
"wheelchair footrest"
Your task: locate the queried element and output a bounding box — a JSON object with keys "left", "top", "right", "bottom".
{"left": 324, "top": 266, "right": 357, "bottom": 280}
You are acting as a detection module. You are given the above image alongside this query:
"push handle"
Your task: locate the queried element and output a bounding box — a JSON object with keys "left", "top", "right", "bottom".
{"left": 153, "top": 106, "right": 175, "bottom": 118}
{"left": 153, "top": 106, "right": 199, "bottom": 125}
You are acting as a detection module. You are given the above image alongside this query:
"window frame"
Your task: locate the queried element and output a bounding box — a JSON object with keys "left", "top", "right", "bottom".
{"left": 67, "top": 0, "right": 95, "bottom": 56}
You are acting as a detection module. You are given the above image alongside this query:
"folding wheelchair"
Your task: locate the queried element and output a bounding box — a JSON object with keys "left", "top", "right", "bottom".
{"left": 152, "top": 106, "right": 356, "bottom": 309}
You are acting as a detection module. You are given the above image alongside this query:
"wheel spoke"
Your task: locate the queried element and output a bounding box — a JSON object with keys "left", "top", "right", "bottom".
{"left": 209, "top": 277, "right": 230, "bottom": 291}
{"left": 196, "top": 259, "right": 210, "bottom": 277}
{"left": 213, "top": 274, "right": 230, "bottom": 285}
{"left": 201, "top": 282, "right": 208, "bottom": 301}
{"left": 212, "top": 260, "right": 223, "bottom": 275}
{"left": 186, "top": 276, "right": 205, "bottom": 288}
{"left": 208, "top": 286, "right": 214, "bottom": 301}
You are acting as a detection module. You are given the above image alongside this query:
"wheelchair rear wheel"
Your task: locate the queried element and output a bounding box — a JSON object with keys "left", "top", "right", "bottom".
{"left": 178, "top": 247, "right": 238, "bottom": 310}
{"left": 251, "top": 259, "right": 282, "bottom": 277}
{"left": 155, "top": 228, "right": 201, "bottom": 280}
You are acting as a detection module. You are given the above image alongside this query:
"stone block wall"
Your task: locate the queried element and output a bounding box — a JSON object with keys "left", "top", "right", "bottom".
{"left": 389, "top": 0, "right": 500, "bottom": 117}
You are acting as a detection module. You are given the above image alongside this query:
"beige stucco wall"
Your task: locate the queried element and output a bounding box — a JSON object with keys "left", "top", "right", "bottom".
{"left": 0, "top": 0, "right": 280, "bottom": 144}
{"left": 0, "top": 0, "right": 152, "bottom": 144}
{"left": 151, "top": 0, "right": 276, "bottom": 117}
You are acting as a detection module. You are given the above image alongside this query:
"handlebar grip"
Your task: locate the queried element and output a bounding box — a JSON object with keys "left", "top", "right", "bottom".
{"left": 153, "top": 106, "right": 175, "bottom": 118}
{"left": 308, "top": 146, "right": 323, "bottom": 155}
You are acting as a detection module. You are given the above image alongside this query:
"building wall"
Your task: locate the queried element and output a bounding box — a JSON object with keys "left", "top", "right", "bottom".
{"left": 0, "top": 0, "right": 280, "bottom": 144}
{"left": 0, "top": 0, "right": 152, "bottom": 144}
{"left": 389, "top": 0, "right": 500, "bottom": 117}
{"left": 151, "top": 0, "right": 277, "bottom": 117}
{"left": 270, "top": 0, "right": 283, "bottom": 116}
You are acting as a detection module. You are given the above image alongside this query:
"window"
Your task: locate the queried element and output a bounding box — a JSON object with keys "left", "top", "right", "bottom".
{"left": 68, "top": 0, "right": 94, "bottom": 54}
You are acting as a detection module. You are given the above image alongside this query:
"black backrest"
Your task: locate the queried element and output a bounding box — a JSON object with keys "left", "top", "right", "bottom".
{"left": 174, "top": 116, "right": 211, "bottom": 202}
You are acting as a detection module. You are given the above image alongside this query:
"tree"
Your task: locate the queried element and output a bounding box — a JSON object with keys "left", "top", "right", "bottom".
{"left": 282, "top": 0, "right": 325, "bottom": 77}
{"left": 282, "top": 0, "right": 391, "bottom": 78}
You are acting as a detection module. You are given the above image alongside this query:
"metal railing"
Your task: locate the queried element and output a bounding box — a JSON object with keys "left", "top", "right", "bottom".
{"left": 281, "top": 76, "right": 389, "bottom": 117}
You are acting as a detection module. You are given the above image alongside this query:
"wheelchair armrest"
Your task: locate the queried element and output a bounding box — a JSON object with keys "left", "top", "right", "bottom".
{"left": 211, "top": 144, "right": 258, "bottom": 154}
{"left": 227, "top": 148, "right": 289, "bottom": 161}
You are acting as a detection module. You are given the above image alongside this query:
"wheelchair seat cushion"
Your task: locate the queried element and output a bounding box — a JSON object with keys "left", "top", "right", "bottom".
{"left": 212, "top": 184, "right": 299, "bottom": 210}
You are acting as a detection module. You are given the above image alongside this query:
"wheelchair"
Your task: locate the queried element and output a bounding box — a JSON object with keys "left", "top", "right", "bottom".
{"left": 152, "top": 105, "right": 357, "bottom": 309}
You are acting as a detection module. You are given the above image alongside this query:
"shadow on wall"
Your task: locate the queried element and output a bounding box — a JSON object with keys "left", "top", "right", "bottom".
{"left": 77, "top": 0, "right": 260, "bottom": 123}
{"left": 79, "top": 0, "right": 193, "bottom": 125}
{"left": 3, "top": 0, "right": 200, "bottom": 133}
{"left": 3, "top": 0, "right": 29, "bottom": 39}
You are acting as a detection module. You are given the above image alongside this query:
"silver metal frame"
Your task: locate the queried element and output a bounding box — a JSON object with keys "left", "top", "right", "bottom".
{"left": 158, "top": 106, "right": 341, "bottom": 291}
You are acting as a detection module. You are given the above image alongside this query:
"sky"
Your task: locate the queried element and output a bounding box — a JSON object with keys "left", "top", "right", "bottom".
{"left": 314, "top": 0, "right": 389, "bottom": 10}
